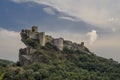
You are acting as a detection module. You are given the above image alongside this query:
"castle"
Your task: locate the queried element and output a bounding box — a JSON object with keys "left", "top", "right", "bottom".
{"left": 20, "top": 26, "right": 64, "bottom": 50}
{"left": 19, "top": 26, "right": 91, "bottom": 65}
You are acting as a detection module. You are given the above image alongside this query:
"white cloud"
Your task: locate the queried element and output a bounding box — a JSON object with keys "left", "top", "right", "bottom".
{"left": 43, "top": 7, "right": 56, "bottom": 15}
{"left": 11, "top": 0, "right": 120, "bottom": 29}
{"left": 108, "top": 18, "right": 115, "bottom": 22}
{"left": 112, "top": 28, "right": 116, "bottom": 32}
{"left": 87, "top": 30, "right": 97, "bottom": 45}
{"left": 58, "top": 16, "right": 76, "bottom": 21}
{"left": 0, "top": 28, "right": 25, "bottom": 61}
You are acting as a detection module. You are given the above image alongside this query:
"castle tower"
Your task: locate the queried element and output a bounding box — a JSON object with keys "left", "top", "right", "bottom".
{"left": 53, "top": 38, "right": 63, "bottom": 50}
{"left": 39, "top": 32, "right": 45, "bottom": 46}
{"left": 32, "top": 26, "right": 38, "bottom": 32}
{"left": 81, "top": 42, "right": 84, "bottom": 47}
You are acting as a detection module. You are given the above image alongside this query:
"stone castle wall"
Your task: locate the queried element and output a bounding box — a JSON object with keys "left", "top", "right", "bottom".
{"left": 20, "top": 26, "right": 89, "bottom": 52}
{"left": 20, "top": 26, "right": 63, "bottom": 50}
{"left": 53, "top": 38, "right": 64, "bottom": 50}
{"left": 38, "top": 32, "right": 45, "bottom": 46}
{"left": 21, "top": 26, "right": 46, "bottom": 47}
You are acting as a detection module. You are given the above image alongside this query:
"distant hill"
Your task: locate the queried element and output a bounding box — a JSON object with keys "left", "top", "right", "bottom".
{"left": 0, "top": 59, "right": 14, "bottom": 67}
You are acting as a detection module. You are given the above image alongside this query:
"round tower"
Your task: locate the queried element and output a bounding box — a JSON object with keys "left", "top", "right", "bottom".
{"left": 53, "top": 38, "right": 64, "bottom": 50}
{"left": 39, "top": 32, "right": 45, "bottom": 46}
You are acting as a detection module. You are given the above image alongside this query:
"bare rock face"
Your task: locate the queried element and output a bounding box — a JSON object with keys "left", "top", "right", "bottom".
{"left": 19, "top": 48, "right": 36, "bottom": 66}
{"left": 19, "top": 26, "right": 92, "bottom": 66}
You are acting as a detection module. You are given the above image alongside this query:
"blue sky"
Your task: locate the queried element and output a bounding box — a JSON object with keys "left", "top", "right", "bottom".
{"left": 0, "top": 0, "right": 120, "bottom": 62}
{"left": 0, "top": 0, "right": 95, "bottom": 33}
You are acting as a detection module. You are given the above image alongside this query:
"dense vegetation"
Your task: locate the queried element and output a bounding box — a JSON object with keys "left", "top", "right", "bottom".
{"left": 1, "top": 44, "right": 120, "bottom": 80}
{"left": 0, "top": 59, "right": 14, "bottom": 80}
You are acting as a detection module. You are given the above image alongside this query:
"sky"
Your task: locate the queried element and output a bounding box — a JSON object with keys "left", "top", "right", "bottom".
{"left": 0, "top": 0, "right": 120, "bottom": 62}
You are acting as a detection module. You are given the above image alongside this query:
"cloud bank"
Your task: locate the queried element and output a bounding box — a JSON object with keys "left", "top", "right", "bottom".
{"left": 0, "top": 28, "right": 25, "bottom": 61}
{"left": 11, "top": 0, "right": 120, "bottom": 29}
{"left": 43, "top": 7, "right": 56, "bottom": 15}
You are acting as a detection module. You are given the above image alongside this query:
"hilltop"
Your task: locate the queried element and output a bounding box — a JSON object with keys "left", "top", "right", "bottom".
{"left": 0, "top": 26, "right": 120, "bottom": 80}
{"left": 19, "top": 26, "right": 91, "bottom": 66}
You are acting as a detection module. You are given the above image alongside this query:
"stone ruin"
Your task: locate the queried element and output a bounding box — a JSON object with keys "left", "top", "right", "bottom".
{"left": 19, "top": 26, "right": 91, "bottom": 65}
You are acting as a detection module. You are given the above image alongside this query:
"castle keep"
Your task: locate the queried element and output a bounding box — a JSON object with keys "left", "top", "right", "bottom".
{"left": 21, "top": 26, "right": 46, "bottom": 47}
{"left": 19, "top": 26, "right": 91, "bottom": 65}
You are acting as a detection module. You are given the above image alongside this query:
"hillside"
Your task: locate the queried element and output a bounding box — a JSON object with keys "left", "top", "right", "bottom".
{"left": 1, "top": 26, "right": 120, "bottom": 80}
{"left": 1, "top": 45, "right": 120, "bottom": 80}
{"left": 0, "top": 59, "right": 15, "bottom": 80}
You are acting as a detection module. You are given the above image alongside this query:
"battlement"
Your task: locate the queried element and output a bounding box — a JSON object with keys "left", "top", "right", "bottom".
{"left": 21, "top": 26, "right": 38, "bottom": 33}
